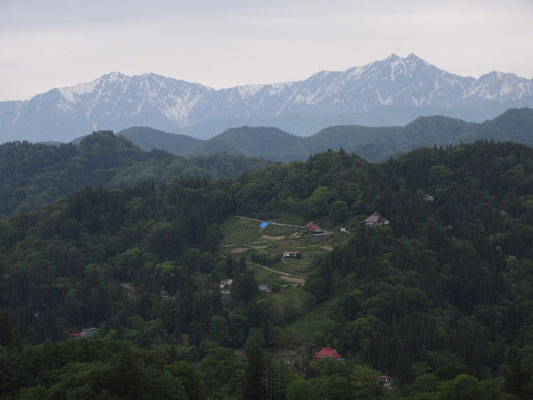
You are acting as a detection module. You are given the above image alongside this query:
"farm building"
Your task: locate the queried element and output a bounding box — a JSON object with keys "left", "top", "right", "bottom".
{"left": 364, "top": 212, "right": 389, "bottom": 226}
{"left": 378, "top": 375, "right": 393, "bottom": 389}
{"left": 219, "top": 279, "right": 233, "bottom": 289}
{"left": 81, "top": 328, "right": 99, "bottom": 338}
{"left": 283, "top": 251, "right": 300, "bottom": 258}
{"left": 69, "top": 328, "right": 99, "bottom": 339}
{"left": 305, "top": 221, "right": 323, "bottom": 233}
{"left": 313, "top": 347, "right": 345, "bottom": 361}
{"left": 258, "top": 285, "right": 272, "bottom": 293}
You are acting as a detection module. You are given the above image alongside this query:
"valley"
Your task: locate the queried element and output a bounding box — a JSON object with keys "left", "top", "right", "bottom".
{"left": 3, "top": 1, "right": 532, "bottom": 398}
{"left": 2, "top": 140, "right": 533, "bottom": 398}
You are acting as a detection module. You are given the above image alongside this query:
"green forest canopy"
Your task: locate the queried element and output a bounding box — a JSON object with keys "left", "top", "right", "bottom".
{"left": 0, "top": 130, "right": 270, "bottom": 215}
{"left": 1, "top": 141, "right": 533, "bottom": 398}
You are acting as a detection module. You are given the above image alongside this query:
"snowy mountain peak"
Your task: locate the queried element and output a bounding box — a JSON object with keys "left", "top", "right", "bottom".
{"left": 2, "top": 54, "right": 532, "bottom": 143}
{"left": 95, "top": 71, "right": 129, "bottom": 86}
{"left": 385, "top": 53, "right": 400, "bottom": 61}
{"left": 139, "top": 72, "right": 167, "bottom": 80}
{"left": 405, "top": 52, "right": 422, "bottom": 61}
{"left": 104, "top": 71, "right": 126, "bottom": 79}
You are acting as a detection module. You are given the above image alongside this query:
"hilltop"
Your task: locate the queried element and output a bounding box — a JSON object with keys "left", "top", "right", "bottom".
{"left": 0, "top": 131, "right": 269, "bottom": 215}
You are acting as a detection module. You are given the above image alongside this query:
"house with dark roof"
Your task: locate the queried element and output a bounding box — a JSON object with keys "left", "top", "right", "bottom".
{"left": 219, "top": 279, "right": 233, "bottom": 289}
{"left": 313, "top": 347, "right": 345, "bottom": 360}
{"left": 364, "top": 212, "right": 389, "bottom": 226}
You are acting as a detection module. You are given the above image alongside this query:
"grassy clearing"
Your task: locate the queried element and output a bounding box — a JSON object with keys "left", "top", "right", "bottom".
{"left": 247, "top": 263, "right": 285, "bottom": 287}
{"left": 284, "top": 297, "right": 338, "bottom": 340}
{"left": 219, "top": 216, "right": 265, "bottom": 246}
{"left": 270, "top": 286, "right": 309, "bottom": 314}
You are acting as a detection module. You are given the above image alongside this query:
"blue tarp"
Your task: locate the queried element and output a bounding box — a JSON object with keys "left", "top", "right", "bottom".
{"left": 259, "top": 222, "right": 269, "bottom": 229}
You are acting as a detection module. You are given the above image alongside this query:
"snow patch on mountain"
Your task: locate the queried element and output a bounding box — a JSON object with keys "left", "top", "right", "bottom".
{"left": 2, "top": 53, "right": 533, "bottom": 143}
{"left": 237, "top": 84, "right": 265, "bottom": 99}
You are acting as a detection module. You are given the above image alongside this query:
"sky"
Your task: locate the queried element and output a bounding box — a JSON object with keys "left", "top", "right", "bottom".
{"left": 1, "top": 0, "right": 532, "bottom": 101}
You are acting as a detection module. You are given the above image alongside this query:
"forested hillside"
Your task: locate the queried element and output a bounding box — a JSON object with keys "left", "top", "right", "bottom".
{"left": 0, "top": 131, "right": 269, "bottom": 215}
{"left": 276, "top": 107, "right": 533, "bottom": 161}
{"left": 118, "top": 126, "right": 204, "bottom": 154}
{"left": 116, "top": 108, "right": 533, "bottom": 163}
{"left": 1, "top": 141, "right": 533, "bottom": 399}
{"left": 187, "top": 126, "right": 301, "bottom": 158}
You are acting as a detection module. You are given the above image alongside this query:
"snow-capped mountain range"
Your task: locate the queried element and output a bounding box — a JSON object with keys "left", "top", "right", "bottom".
{"left": 1, "top": 53, "right": 532, "bottom": 142}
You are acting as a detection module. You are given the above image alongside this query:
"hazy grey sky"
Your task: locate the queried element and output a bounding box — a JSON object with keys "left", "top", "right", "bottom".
{"left": 1, "top": 0, "right": 532, "bottom": 101}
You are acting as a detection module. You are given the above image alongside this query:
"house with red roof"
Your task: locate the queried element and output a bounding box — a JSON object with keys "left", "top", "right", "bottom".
{"left": 378, "top": 375, "right": 393, "bottom": 389}
{"left": 68, "top": 328, "right": 98, "bottom": 339}
{"left": 305, "top": 221, "right": 323, "bottom": 233}
{"left": 313, "top": 347, "right": 345, "bottom": 360}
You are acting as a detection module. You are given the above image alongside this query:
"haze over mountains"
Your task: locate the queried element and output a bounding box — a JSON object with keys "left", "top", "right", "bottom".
{"left": 1, "top": 54, "right": 533, "bottom": 143}
{"left": 119, "top": 107, "right": 533, "bottom": 162}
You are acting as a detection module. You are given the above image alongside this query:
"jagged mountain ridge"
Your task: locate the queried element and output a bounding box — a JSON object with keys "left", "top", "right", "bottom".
{"left": 1, "top": 53, "right": 532, "bottom": 142}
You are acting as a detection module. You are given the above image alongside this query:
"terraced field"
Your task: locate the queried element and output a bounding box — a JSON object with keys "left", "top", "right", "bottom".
{"left": 219, "top": 215, "right": 351, "bottom": 341}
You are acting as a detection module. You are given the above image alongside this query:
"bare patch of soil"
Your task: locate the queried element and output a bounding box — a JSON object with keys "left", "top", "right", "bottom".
{"left": 261, "top": 235, "right": 285, "bottom": 240}
{"left": 231, "top": 247, "right": 248, "bottom": 253}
